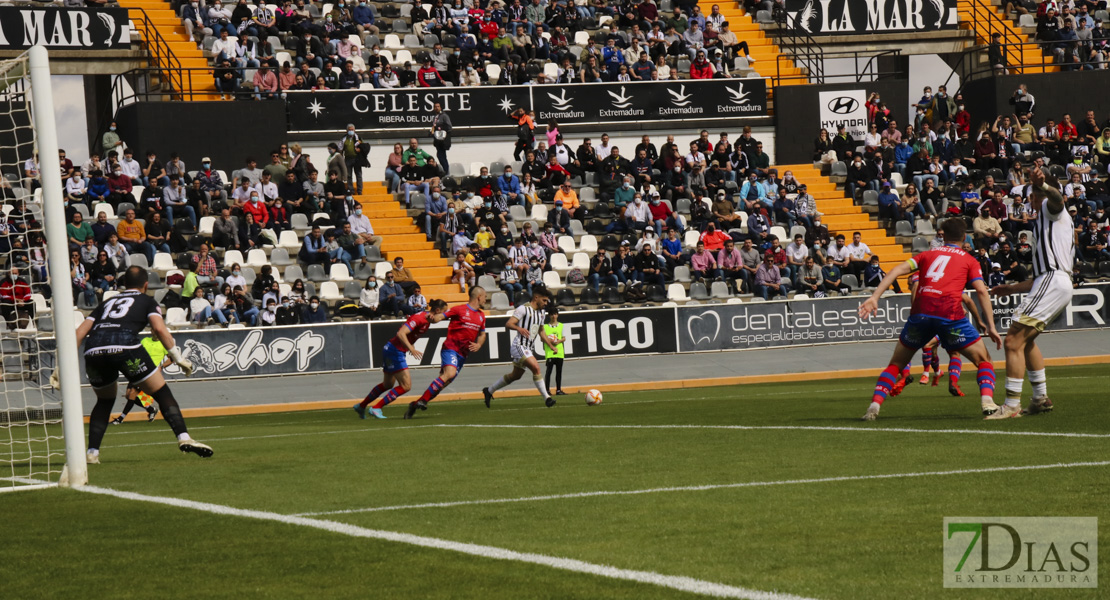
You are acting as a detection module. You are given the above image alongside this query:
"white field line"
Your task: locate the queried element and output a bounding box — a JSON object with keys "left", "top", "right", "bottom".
{"left": 26, "top": 420, "right": 1108, "bottom": 455}
{"left": 76, "top": 485, "right": 818, "bottom": 600}
{"left": 294, "top": 460, "right": 1110, "bottom": 517}
{"left": 430, "top": 423, "right": 1110, "bottom": 438}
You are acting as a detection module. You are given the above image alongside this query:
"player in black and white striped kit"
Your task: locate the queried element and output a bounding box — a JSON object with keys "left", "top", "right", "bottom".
{"left": 482, "top": 287, "right": 559, "bottom": 408}
{"left": 987, "top": 167, "right": 1073, "bottom": 419}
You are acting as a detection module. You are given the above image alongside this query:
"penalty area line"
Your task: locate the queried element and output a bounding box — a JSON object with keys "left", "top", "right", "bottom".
{"left": 75, "top": 485, "right": 817, "bottom": 600}
{"left": 293, "top": 460, "right": 1110, "bottom": 517}
{"left": 430, "top": 424, "right": 1110, "bottom": 438}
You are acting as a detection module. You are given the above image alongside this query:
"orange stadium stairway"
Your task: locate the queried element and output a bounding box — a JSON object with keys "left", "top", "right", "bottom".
{"left": 122, "top": 0, "right": 220, "bottom": 99}
{"left": 956, "top": 0, "right": 1058, "bottom": 73}
{"left": 357, "top": 181, "right": 469, "bottom": 304}
{"left": 778, "top": 163, "right": 913, "bottom": 277}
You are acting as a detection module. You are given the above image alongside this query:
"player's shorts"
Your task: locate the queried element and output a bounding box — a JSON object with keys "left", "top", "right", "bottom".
{"left": 510, "top": 343, "right": 534, "bottom": 367}
{"left": 84, "top": 347, "right": 159, "bottom": 389}
{"left": 381, "top": 342, "right": 409, "bottom": 374}
{"left": 1013, "top": 271, "right": 1073, "bottom": 332}
{"left": 899, "top": 314, "right": 981, "bottom": 352}
{"left": 440, "top": 348, "right": 467, "bottom": 370}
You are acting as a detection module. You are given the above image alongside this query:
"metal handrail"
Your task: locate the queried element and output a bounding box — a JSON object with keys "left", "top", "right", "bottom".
{"left": 125, "top": 7, "right": 187, "bottom": 98}
{"left": 961, "top": 0, "right": 1026, "bottom": 69}
{"left": 773, "top": 10, "right": 825, "bottom": 83}
{"left": 954, "top": 39, "right": 1076, "bottom": 84}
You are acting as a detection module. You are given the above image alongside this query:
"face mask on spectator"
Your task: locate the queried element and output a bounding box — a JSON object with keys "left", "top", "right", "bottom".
{"left": 251, "top": 195, "right": 260, "bottom": 203}
{"left": 311, "top": 302, "right": 319, "bottom": 309}
{"left": 368, "top": 281, "right": 377, "bottom": 288}
{"left": 110, "top": 125, "right": 116, "bottom": 131}
{"left": 466, "top": 192, "right": 474, "bottom": 198}
{"left": 202, "top": 162, "right": 210, "bottom": 168}
{"left": 500, "top": 227, "right": 509, "bottom": 234}
{"left": 233, "top": 269, "right": 241, "bottom": 276}
{"left": 448, "top": 207, "right": 455, "bottom": 214}
{"left": 485, "top": 200, "right": 492, "bottom": 207}
{"left": 354, "top": 208, "right": 362, "bottom": 216}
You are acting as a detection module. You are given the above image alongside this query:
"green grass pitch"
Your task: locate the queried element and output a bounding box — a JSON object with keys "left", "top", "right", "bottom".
{"left": 4, "top": 364, "right": 1108, "bottom": 599}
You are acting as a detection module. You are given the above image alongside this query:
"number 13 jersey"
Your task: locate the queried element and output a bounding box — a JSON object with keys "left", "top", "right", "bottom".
{"left": 84, "top": 290, "right": 163, "bottom": 353}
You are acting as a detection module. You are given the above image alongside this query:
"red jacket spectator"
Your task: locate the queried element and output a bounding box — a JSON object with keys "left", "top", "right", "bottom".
{"left": 648, "top": 201, "right": 671, "bottom": 222}
{"left": 954, "top": 108, "right": 972, "bottom": 135}
{"left": 107, "top": 171, "right": 132, "bottom": 194}
{"left": 242, "top": 198, "right": 270, "bottom": 225}
{"left": 479, "top": 18, "right": 499, "bottom": 38}
{"left": 0, "top": 277, "right": 31, "bottom": 303}
{"left": 417, "top": 66, "right": 445, "bottom": 87}
{"left": 1056, "top": 120, "right": 1078, "bottom": 139}
{"left": 700, "top": 228, "right": 730, "bottom": 251}
{"left": 689, "top": 58, "right": 713, "bottom": 80}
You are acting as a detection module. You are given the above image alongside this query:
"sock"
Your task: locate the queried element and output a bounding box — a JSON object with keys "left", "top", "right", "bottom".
{"left": 371, "top": 385, "right": 406, "bottom": 409}
{"left": 976, "top": 362, "right": 997, "bottom": 403}
{"left": 922, "top": 347, "right": 935, "bottom": 372}
{"left": 87, "top": 397, "right": 116, "bottom": 451}
{"left": 900, "top": 364, "right": 910, "bottom": 380}
{"left": 358, "top": 383, "right": 388, "bottom": 409}
{"left": 871, "top": 364, "right": 902, "bottom": 405}
{"left": 177, "top": 433, "right": 191, "bottom": 442}
{"left": 488, "top": 375, "right": 510, "bottom": 394}
{"left": 948, "top": 354, "right": 963, "bottom": 383}
{"left": 419, "top": 377, "right": 447, "bottom": 403}
{"left": 533, "top": 374, "right": 550, "bottom": 399}
{"left": 119, "top": 399, "right": 137, "bottom": 417}
{"left": 930, "top": 351, "right": 940, "bottom": 372}
{"left": 151, "top": 385, "right": 189, "bottom": 437}
{"left": 1028, "top": 369, "right": 1047, "bottom": 398}
{"left": 1004, "top": 376, "right": 1023, "bottom": 408}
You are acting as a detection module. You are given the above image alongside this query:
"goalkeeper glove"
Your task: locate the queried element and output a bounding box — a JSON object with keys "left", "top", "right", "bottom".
{"left": 166, "top": 346, "right": 194, "bottom": 377}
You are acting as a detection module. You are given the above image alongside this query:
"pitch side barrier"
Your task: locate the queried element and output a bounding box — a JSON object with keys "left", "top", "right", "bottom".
{"left": 58, "top": 282, "right": 1110, "bottom": 382}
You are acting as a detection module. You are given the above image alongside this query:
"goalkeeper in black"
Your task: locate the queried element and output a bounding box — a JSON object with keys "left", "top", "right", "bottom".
{"left": 70, "top": 266, "right": 213, "bottom": 463}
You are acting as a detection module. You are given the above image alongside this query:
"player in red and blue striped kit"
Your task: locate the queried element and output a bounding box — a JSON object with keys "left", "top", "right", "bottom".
{"left": 404, "top": 287, "right": 488, "bottom": 419}
{"left": 353, "top": 299, "right": 448, "bottom": 419}
{"left": 857, "top": 219, "right": 1003, "bottom": 421}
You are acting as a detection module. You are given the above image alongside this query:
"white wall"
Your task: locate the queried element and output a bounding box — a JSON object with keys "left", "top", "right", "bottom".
{"left": 51, "top": 75, "right": 90, "bottom": 163}
{"left": 907, "top": 54, "right": 960, "bottom": 126}
{"left": 299, "top": 126, "right": 776, "bottom": 179}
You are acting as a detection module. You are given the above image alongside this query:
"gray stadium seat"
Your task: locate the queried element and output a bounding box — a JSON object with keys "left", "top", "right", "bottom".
{"left": 284, "top": 264, "right": 304, "bottom": 282}
{"left": 710, "top": 281, "right": 733, "bottom": 299}
{"left": 689, "top": 282, "right": 709, "bottom": 300}
{"left": 490, "top": 292, "right": 511, "bottom": 311}
{"left": 270, "top": 247, "right": 293, "bottom": 266}
{"left": 343, "top": 281, "right": 362, "bottom": 299}
{"left": 306, "top": 263, "right": 328, "bottom": 282}
{"left": 894, "top": 220, "right": 914, "bottom": 236}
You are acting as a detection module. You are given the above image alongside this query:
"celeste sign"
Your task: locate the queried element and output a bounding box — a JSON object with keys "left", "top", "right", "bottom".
{"left": 784, "top": 0, "right": 958, "bottom": 35}
{"left": 285, "top": 78, "right": 768, "bottom": 133}
{"left": 0, "top": 6, "right": 130, "bottom": 50}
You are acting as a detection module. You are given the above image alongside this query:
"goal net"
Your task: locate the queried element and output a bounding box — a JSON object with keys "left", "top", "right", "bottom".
{"left": 0, "top": 50, "right": 86, "bottom": 491}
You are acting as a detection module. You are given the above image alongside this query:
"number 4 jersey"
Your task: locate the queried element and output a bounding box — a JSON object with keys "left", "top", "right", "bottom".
{"left": 84, "top": 290, "right": 163, "bottom": 353}
{"left": 905, "top": 245, "right": 983, "bottom": 320}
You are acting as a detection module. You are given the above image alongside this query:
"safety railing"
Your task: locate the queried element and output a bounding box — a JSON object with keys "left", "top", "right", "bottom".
{"left": 773, "top": 9, "right": 825, "bottom": 83}
{"left": 960, "top": 0, "right": 1026, "bottom": 70}
{"left": 774, "top": 49, "right": 903, "bottom": 85}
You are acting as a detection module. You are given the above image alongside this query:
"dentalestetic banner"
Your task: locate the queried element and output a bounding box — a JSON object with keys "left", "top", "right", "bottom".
{"left": 783, "top": 0, "right": 958, "bottom": 36}
{"left": 367, "top": 306, "right": 678, "bottom": 369}
{"left": 677, "top": 282, "right": 1110, "bottom": 353}
{"left": 285, "top": 78, "right": 768, "bottom": 133}
{"left": 0, "top": 7, "right": 131, "bottom": 50}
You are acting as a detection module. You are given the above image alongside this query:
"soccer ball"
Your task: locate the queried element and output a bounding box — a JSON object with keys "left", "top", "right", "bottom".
{"left": 585, "top": 389, "right": 603, "bottom": 406}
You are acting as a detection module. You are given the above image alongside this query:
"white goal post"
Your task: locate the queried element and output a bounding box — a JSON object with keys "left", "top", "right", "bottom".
{"left": 0, "top": 47, "right": 86, "bottom": 491}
